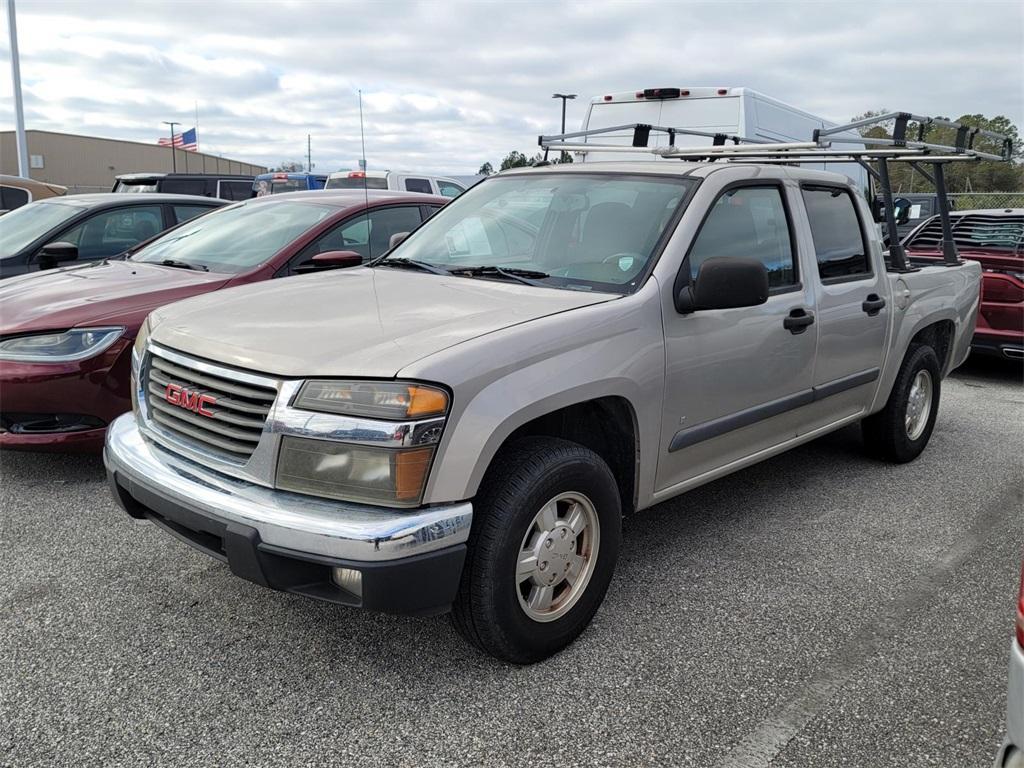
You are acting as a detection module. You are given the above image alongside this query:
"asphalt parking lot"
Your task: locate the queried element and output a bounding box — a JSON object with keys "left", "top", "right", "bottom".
{"left": 1, "top": 357, "right": 1021, "bottom": 768}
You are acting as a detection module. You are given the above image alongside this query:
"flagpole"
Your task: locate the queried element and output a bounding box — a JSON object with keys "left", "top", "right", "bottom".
{"left": 162, "top": 121, "right": 178, "bottom": 172}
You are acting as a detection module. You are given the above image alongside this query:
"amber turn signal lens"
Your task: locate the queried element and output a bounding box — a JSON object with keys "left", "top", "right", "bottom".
{"left": 407, "top": 386, "right": 449, "bottom": 418}
{"left": 395, "top": 447, "right": 434, "bottom": 500}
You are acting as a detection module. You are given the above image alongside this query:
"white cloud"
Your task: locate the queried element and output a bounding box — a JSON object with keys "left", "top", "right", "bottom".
{"left": 1, "top": 0, "right": 1021, "bottom": 174}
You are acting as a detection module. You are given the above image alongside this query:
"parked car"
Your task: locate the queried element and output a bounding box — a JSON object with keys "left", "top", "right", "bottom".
{"left": 903, "top": 208, "right": 1023, "bottom": 360}
{"left": 325, "top": 170, "right": 466, "bottom": 197}
{"left": 0, "top": 194, "right": 225, "bottom": 279}
{"left": 112, "top": 173, "right": 254, "bottom": 201}
{"left": 0, "top": 190, "right": 445, "bottom": 452}
{"left": 0, "top": 174, "right": 67, "bottom": 214}
{"left": 105, "top": 160, "right": 982, "bottom": 662}
{"left": 254, "top": 172, "right": 328, "bottom": 197}
{"left": 994, "top": 563, "right": 1024, "bottom": 767}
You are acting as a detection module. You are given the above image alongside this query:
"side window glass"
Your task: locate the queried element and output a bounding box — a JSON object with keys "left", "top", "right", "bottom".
{"left": 292, "top": 206, "right": 424, "bottom": 271}
{"left": 1, "top": 186, "right": 30, "bottom": 210}
{"left": 55, "top": 206, "right": 164, "bottom": 259}
{"left": 801, "top": 186, "right": 870, "bottom": 280}
{"left": 404, "top": 178, "right": 433, "bottom": 194}
{"left": 688, "top": 187, "right": 796, "bottom": 288}
{"left": 160, "top": 179, "right": 207, "bottom": 196}
{"left": 221, "top": 181, "right": 253, "bottom": 201}
{"left": 437, "top": 181, "right": 465, "bottom": 198}
{"left": 173, "top": 205, "right": 215, "bottom": 224}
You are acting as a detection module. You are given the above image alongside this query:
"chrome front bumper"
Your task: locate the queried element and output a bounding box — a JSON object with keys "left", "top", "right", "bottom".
{"left": 104, "top": 413, "right": 473, "bottom": 563}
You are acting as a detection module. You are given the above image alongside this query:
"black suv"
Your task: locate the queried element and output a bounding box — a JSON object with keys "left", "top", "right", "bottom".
{"left": 112, "top": 173, "right": 254, "bottom": 201}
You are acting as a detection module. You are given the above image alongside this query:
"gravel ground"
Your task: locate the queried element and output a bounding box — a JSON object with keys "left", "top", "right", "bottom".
{"left": 1, "top": 357, "right": 1021, "bottom": 768}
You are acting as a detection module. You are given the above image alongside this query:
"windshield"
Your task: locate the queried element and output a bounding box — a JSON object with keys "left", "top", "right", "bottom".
{"left": 325, "top": 176, "right": 388, "bottom": 190}
{"left": 0, "top": 200, "right": 84, "bottom": 258}
{"left": 130, "top": 200, "right": 336, "bottom": 273}
{"left": 382, "top": 173, "right": 694, "bottom": 292}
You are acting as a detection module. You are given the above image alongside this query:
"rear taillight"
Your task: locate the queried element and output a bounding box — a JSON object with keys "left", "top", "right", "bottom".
{"left": 1016, "top": 564, "right": 1024, "bottom": 648}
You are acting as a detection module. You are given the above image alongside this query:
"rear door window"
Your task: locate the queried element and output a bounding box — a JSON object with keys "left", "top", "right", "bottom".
{"left": 802, "top": 186, "right": 871, "bottom": 281}
{"left": 687, "top": 186, "right": 797, "bottom": 289}
{"left": 51, "top": 205, "right": 165, "bottom": 260}
{"left": 404, "top": 178, "right": 433, "bottom": 194}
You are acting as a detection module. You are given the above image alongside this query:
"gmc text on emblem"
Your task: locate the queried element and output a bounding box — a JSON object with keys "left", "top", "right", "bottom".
{"left": 165, "top": 383, "right": 217, "bottom": 417}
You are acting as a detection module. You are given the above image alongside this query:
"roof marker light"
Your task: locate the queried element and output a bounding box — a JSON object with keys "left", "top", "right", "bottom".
{"left": 717, "top": 88, "right": 728, "bottom": 95}
{"left": 603, "top": 95, "right": 613, "bottom": 101}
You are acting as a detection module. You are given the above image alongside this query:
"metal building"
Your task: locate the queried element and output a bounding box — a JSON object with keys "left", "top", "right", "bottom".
{"left": 0, "top": 130, "right": 268, "bottom": 193}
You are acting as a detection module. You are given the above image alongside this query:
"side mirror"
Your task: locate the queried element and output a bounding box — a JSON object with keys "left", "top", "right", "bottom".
{"left": 676, "top": 257, "right": 769, "bottom": 313}
{"left": 38, "top": 241, "right": 78, "bottom": 270}
{"left": 304, "top": 250, "right": 363, "bottom": 271}
{"left": 389, "top": 232, "right": 410, "bottom": 250}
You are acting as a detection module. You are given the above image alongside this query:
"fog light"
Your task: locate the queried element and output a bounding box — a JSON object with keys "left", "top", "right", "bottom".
{"left": 332, "top": 567, "right": 363, "bottom": 600}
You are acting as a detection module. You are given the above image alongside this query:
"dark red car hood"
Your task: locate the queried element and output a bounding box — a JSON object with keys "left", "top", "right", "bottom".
{"left": 0, "top": 259, "right": 230, "bottom": 334}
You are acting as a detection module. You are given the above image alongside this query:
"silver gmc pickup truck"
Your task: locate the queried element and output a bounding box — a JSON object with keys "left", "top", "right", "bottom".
{"left": 105, "top": 161, "right": 981, "bottom": 662}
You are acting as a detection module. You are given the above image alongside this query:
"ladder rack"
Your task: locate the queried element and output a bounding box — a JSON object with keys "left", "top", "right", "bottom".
{"left": 537, "top": 113, "right": 1014, "bottom": 272}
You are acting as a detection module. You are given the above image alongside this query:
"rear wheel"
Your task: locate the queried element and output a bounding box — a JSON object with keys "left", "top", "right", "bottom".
{"left": 862, "top": 344, "right": 941, "bottom": 463}
{"left": 451, "top": 437, "right": 621, "bottom": 663}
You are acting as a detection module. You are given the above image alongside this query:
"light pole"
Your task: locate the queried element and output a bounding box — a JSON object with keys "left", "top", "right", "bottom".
{"left": 552, "top": 93, "right": 576, "bottom": 162}
{"left": 6, "top": 0, "right": 29, "bottom": 177}
{"left": 162, "top": 121, "right": 179, "bottom": 172}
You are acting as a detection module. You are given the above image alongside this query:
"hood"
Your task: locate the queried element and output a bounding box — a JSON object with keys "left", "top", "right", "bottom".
{"left": 150, "top": 267, "right": 617, "bottom": 378}
{"left": 0, "top": 260, "right": 229, "bottom": 334}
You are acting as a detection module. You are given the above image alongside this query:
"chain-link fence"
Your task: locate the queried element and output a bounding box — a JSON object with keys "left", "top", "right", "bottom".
{"left": 947, "top": 192, "right": 1024, "bottom": 210}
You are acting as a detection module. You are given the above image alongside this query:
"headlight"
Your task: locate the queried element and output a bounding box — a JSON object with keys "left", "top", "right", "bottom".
{"left": 277, "top": 437, "right": 435, "bottom": 507}
{"left": 280, "top": 379, "right": 450, "bottom": 507}
{"left": 293, "top": 380, "right": 448, "bottom": 420}
{"left": 0, "top": 327, "right": 124, "bottom": 363}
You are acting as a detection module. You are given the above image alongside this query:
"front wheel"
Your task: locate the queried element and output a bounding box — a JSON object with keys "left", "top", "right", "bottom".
{"left": 862, "top": 344, "right": 941, "bottom": 463}
{"left": 451, "top": 437, "right": 621, "bottom": 663}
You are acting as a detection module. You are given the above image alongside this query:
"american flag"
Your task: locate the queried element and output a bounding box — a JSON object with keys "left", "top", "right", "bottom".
{"left": 158, "top": 127, "right": 198, "bottom": 152}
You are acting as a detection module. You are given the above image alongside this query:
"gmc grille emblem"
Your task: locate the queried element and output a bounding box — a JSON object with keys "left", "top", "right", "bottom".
{"left": 165, "top": 383, "right": 217, "bottom": 417}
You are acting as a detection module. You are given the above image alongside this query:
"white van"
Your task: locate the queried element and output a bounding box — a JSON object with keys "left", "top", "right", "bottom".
{"left": 323, "top": 170, "right": 466, "bottom": 198}
{"left": 578, "top": 87, "right": 868, "bottom": 193}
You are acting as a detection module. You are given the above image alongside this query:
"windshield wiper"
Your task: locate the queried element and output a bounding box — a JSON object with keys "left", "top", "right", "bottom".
{"left": 376, "top": 257, "right": 451, "bottom": 276}
{"left": 449, "top": 265, "right": 551, "bottom": 287}
{"left": 159, "top": 259, "right": 208, "bottom": 272}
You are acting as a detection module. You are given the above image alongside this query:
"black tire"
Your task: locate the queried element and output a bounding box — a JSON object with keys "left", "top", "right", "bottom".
{"left": 862, "top": 344, "right": 941, "bottom": 463}
{"left": 451, "top": 437, "right": 622, "bottom": 664}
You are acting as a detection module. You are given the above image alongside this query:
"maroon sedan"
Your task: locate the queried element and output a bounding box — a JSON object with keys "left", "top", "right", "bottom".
{"left": 0, "top": 190, "right": 446, "bottom": 452}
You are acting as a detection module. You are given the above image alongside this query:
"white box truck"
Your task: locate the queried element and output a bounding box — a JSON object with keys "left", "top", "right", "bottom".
{"left": 577, "top": 86, "right": 869, "bottom": 193}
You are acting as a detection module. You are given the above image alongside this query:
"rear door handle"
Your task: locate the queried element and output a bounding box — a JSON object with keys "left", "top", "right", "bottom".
{"left": 862, "top": 294, "right": 886, "bottom": 316}
{"left": 783, "top": 308, "right": 815, "bottom": 334}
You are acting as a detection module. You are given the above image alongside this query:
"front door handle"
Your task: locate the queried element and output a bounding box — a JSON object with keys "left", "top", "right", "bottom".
{"left": 783, "top": 308, "right": 815, "bottom": 334}
{"left": 862, "top": 294, "right": 886, "bottom": 316}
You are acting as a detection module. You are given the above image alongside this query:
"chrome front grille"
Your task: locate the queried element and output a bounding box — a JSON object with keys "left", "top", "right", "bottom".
{"left": 143, "top": 349, "right": 278, "bottom": 461}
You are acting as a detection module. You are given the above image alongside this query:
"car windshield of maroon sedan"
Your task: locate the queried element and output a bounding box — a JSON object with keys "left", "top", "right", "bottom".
{"left": 130, "top": 199, "right": 336, "bottom": 274}
{"left": 0, "top": 199, "right": 87, "bottom": 258}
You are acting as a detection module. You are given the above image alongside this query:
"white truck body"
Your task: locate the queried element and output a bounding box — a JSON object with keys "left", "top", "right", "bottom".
{"left": 579, "top": 87, "right": 869, "bottom": 194}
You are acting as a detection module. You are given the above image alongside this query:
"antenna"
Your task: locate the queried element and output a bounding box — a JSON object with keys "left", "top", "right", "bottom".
{"left": 358, "top": 89, "right": 371, "bottom": 261}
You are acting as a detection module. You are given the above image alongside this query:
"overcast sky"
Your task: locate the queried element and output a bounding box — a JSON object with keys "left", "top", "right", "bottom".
{"left": 1, "top": 0, "right": 1021, "bottom": 174}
